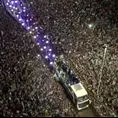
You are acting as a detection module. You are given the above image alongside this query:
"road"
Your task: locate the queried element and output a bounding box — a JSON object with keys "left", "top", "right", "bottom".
{"left": 78, "top": 105, "right": 100, "bottom": 117}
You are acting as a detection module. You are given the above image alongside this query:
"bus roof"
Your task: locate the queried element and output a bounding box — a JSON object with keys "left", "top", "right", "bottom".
{"left": 71, "top": 83, "right": 88, "bottom": 98}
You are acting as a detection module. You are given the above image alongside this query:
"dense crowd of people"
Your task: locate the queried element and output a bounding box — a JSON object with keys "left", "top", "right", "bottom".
{"left": 0, "top": 0, "right": 118, "bottom": 117}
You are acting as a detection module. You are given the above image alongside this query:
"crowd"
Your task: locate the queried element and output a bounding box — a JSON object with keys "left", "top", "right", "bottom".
{"left": 0, "top": 0, "right": 118, "bottom": 117}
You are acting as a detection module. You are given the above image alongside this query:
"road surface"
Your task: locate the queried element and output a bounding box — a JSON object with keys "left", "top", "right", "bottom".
{"left": 78, "top": 104, "right": 100, "bottom": 117}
